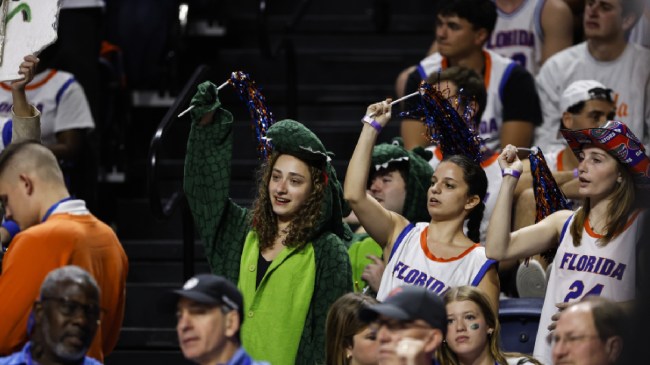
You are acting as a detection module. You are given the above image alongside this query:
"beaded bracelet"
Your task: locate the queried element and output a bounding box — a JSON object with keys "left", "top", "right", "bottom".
{"left": 502, "top": 168, "right": 521, "bottom": 179}
{"left": 361, "top": 115, "right": 382, "bottom": 133}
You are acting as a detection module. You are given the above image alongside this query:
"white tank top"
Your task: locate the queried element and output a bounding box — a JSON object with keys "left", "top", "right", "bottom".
{"left": 376, "top": 222, "right": 497, "bottom": 301}
{"left": 418, "top": 50, "right": 517, "bottom": 151}
{"left": 533, "top": 209, "right": 643, "bottom": 364}
{"left": 486, "top": 0, "right": 545, "bottom": 75}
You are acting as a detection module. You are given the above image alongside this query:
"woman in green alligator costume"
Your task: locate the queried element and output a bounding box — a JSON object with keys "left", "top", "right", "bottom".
{"left": 183, "top": 81, "right": 353, "bottom": 365}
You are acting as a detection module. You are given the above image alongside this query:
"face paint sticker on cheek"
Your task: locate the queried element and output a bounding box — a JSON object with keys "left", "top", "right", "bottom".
{"left": 469, "top": 323, "right": 479, "bottom": 330}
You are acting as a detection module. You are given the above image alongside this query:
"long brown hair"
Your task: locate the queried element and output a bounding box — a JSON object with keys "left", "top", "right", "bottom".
{"left": 250, "top": 152, "right": 327, "bottom": 251}
{"left": 439, "top": 286, "right": 541, "bottom": 365}
{"left": 325, "top": 293, "right": 379, "bottom": 365}
{"left": 570, "top": 162, "right": 637, "bottom": 247}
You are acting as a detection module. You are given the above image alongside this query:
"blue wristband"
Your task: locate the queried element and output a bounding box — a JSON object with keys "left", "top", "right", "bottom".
{"left": 502, "top": 168, "right": 521, "bottom": 179}
{"left": 362, "top": 115, "right": 382, "bottom": 133}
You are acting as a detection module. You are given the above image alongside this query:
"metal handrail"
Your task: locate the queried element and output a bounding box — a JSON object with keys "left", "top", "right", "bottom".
{"left": 147, "top": 64, "right": 210, "bottom": 280}
{"left": 147, "top": 64, "right": 209, "bottom": 219}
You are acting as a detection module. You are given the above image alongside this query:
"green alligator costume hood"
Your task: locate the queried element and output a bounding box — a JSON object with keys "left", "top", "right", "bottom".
{"left": 266, "top": 119, "right": 353, "bottom": 241}
{"left": 371, "top": 138, "right": 433, "bottom": 222}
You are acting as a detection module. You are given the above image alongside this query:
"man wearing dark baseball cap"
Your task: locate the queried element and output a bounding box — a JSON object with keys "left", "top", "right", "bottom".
{"left": 359, "top": 285, "right": 446, "bottom": 365}
{"left": 169, "top": 274, "right": 269, "bottom": 365}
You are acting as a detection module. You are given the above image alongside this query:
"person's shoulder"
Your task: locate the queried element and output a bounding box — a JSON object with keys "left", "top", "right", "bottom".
{"left": 82, "top": 356, "right": 103, "bottom": 365}
{"left": 0, "top": 349, "right": 25, "bottom": 365}
{"left": 543, "top": 42, "right": 585, "bottom": 65}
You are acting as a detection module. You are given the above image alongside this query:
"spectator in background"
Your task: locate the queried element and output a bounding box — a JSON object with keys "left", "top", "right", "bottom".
{"left": 359, "top": 285, "right": 447, "bottom": 365}
{"left": 399, "top": 0, "right": 542, "bottom": 152}
{"left": 0, "top": 45, "right": 96, "bottom": 207}
{"left": 486, "top": 0, "right": 574, "bottom": 75}
{"left": 551, "top": 296, "right": 626, "bottom": 365}
{"left": 486, "top": 120, "right": 647, "bottom": 364}
{"left": 170, "top": 274, "right": 269, "bottom": 365}
{"left": 535, "top": 0, "right": 650, "bottom": 152}
{"left": 325, "top": 292, "right": 380, "bottom": 365}
{"left": 0, "top": 266, "right": 102, "bottom": 365}
{"left": 183, "top": 82, "right": 352, "bottom": 365}
{"left": 440, "top": 286, "right": 542, "bottom": 365}
{"left": 345, "top": 99, "right": 499, "bottom": 309}
{"left": 0, "top": 140, "right": 128, "bottom": 362}
{"left": 347, "top": 139, "right": 433, "bottom": 295}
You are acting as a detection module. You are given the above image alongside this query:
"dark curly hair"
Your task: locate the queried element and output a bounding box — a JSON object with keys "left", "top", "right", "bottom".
{"left": 250, "top": 152, "right": 327, "bottom": 251}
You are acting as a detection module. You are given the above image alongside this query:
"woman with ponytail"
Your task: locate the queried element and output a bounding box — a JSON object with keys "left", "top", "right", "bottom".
{"left": 344, "top": 99, "right": 499, "bottom": 311}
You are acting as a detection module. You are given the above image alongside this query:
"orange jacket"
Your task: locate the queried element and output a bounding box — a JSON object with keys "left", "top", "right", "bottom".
{"left": 0, "top": 212, "right": 128, "bottom": 362}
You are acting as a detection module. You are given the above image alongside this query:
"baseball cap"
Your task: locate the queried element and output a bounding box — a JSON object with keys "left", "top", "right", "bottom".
{"left": 359, "top": 285, "right": 447, "bottom": 336}
{"left": 560, "top": 80, "right": 613, "bottom": 114}
{"left": 561, "top": 120, "right": 650, "bottom": 190}
{"left": 168, "top": 274, "right": 243, "bottom": 319}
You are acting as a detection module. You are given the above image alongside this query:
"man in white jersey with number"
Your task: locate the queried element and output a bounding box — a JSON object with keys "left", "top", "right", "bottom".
{"left": 535, "top": 0, "right": 650, "bottom": 153}
{"left": 486, "top": 0, "right": 573, "bottom": 75}
{"left": 400, "top": 0, "right": 542, "bottom": 153}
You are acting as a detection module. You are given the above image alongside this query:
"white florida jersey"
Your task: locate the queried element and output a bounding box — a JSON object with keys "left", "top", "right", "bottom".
{"left": 533, "top": 209, "right": 644, "bottom": 364}
{"left": 486, "top": 0, "right": 545, "bottom": 75}
{"left": 425, "top": 146, "right": 502, "bottom": 244}
{"left": 0, "top": 69, "right": 94, "bottom": 149}
{"left": 418, "top": 50, "right": 517, "bottom": 151}
{"left": 376, "top": 222, "right": 497, "bottom": 301}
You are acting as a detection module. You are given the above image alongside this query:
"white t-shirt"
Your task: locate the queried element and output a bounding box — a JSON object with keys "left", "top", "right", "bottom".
{"left": 376, "top": 222, "right": 497, "bottom": 301}
{"left": 0, "top": 69, "right": 94, "bottom": 149}
{"left": 535, "top": 42, "right": 650, "bottom": 152}
{"left": 486, "top": 0, "right": 545, "bottom": 75}
{"left": 533, "top": 210, "right": 643, "bottom": 364}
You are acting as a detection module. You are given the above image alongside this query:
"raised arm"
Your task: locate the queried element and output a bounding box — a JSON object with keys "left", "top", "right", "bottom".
{"left": 183, "top": 82, "right": 250, "bottom": 276}
{"left": 485, "top": 144, "right": 571, "bottom": 261}
{"left": 344, "top": 100, "right": 409, "bottom": 250}
{"left": 11, "top": 55, "right": 41, "bottom": 143}
{"left": 540, "top": 0, "right": 573, "bottom": 65}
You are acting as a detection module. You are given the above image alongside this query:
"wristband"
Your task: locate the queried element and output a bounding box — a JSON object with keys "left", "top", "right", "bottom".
{"left": 573, "top": 168, "right": 579, "bottom": 178}
{"left": 362, "top": 115, "right": 382, "bottom": 133}
{"left": 502, "top": 168, "right": 521, "bottom": 179}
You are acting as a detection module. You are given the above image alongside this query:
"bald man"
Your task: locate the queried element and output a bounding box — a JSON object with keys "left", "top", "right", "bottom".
{"left": 551, "top": 297, "right": 626, "bottom": 365}
{"left": 0, "top": 141, "right": 127, "bottom": 363}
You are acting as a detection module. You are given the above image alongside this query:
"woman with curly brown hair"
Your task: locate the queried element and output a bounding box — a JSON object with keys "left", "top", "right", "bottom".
{"left": 183, "top": 81, "right": 353, "bottom": 365}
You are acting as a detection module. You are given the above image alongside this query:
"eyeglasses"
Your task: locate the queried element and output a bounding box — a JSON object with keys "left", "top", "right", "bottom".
{"left": 547, "top": 332, "right": 601, "bottom": 346}
{"left": 40, "top": 297, "right": 102, "bottom": 320}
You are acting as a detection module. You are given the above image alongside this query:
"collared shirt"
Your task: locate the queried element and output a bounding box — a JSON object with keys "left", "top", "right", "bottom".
{"left": 222, "top": 347, "right": 270, "bottom": 365}
{"left": 0, "top": 342, "right": 101, "bottom": 365}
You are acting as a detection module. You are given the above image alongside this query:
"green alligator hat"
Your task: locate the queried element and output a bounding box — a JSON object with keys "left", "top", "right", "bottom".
{"left": 266, "top": 119, "right": 352, "bottom": 240}
{"left": 371, "top": 138, "right": 433, "bottom": 222}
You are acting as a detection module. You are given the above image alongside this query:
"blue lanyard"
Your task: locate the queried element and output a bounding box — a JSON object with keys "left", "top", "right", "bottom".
{"left": 24, "top": 342, "right": 35, "bottom": 365}
{"left": 41, "top": 197, "right": 72, "bottom": 223}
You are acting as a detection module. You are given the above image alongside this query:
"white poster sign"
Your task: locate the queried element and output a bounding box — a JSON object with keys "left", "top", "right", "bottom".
{"left": 0, "top": 0, "right": 59, "bottom": 81}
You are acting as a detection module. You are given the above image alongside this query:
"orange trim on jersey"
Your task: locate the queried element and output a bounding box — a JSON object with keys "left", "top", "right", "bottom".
{"left": 480, "top": 152, "right": 499, "bottom": 168}
{"left": 557, "top": 150, "right": 565, "bottom": 171}
{"left": 433, "top": 147, "right": 498, "bottom": 168}
{"left": 441, "top": 57, "right": 448, "bottom": 70}
{"left": 0, "top": 69, "right": 58, "bottom": 91}
{"left": 584, "top": 209, "right": 642, "bottom": 239}
{"left": 419, "top": 226, "right": 480, "bottom": 262}
{"left": 482, "top": 51, "right": 492, "bottom": 90}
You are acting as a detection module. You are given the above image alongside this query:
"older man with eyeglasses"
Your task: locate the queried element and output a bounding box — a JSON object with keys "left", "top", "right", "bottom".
{"left": 551, "top": 296, "right": 626, "bottom": 365}
{"left": 0, "top": 266, "right": 102, "bottom": 365}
